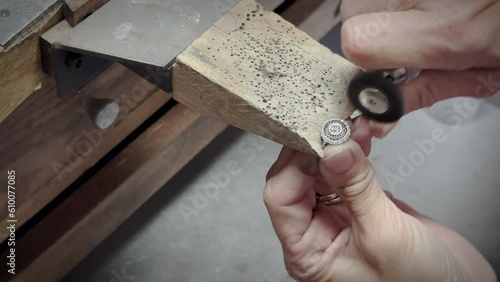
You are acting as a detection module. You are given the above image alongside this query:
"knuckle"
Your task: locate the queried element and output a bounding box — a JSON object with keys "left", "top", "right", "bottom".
{"left": 440, "top": 16, "right": 487, "bottom": 61}
{"left": 408, "top": 75, "right": 443, "bottom": 110}
{"left": 387, "top": 0, "right": 419, "bottom": 12}
{"left": 415, "top": 87, "right": 435, "bottom": 110}
{"left": 443, "top": 24, "right": 464, "bottom": 43}
{"left": 343, "top": 161, "right": 376, "bottom": 197}
{"left": 446, "top": 23, "right": 473, "bottom": 52}
{"left": 285, "top": 256, "right": 323, "bottom": 281}
{"left": 262, "top": 183, "right": 273, "bottom": 207}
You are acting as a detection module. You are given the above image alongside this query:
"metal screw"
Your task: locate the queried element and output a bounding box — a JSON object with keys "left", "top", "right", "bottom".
{"left": 0, "top": 9, "right": 10, "bottom": 17}
{"left": 65, "top": 52, "right": 83, "bottom": 69}
{"left": 381, "top": 68, "right": 422, "bottom": 84}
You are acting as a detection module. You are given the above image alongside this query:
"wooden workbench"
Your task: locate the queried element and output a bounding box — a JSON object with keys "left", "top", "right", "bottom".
{"left": 0, "top": 0, "right": 342, "bottom": 280}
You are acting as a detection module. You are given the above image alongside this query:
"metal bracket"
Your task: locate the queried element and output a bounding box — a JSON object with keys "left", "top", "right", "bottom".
{"left": 41, "top": 0, "right": 241, "bottom": 99}
{"left": 52, "top": 44, "right": 112, "bottom": 99}
{"left": 50, "top": 42, "right": 173, "bottom": 99}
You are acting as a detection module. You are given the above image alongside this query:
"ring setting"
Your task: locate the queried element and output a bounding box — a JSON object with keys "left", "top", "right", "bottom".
{"left": 320, "top": 119, "right": 351, "bottom": 146}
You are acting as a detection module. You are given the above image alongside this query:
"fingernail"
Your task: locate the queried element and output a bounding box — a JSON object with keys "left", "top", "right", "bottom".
{"left": 352, "top": 117, "right": 362, "bottom": 131}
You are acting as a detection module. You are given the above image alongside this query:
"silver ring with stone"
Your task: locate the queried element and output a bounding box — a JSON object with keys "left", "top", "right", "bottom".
{"left": 320, "top": 119, "right": 351, "bottom": 146}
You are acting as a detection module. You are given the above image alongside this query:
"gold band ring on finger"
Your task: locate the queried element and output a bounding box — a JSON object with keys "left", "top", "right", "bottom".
{"left": 316, "top": 193, "right": 342, "bottom": 206}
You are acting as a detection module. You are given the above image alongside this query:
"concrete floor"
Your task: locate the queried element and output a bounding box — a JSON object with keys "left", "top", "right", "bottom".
{"left": 64, "top": 26, "right": 500, "bottom": 282}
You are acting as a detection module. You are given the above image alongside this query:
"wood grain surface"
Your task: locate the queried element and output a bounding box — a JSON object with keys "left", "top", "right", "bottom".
{"left": 0, "top": 104, "right": 226, "bottom": 282}
{"left": 0, "top": 64, "right": 171, "bottom": 242}
{"left": 0, "top": 7, "right": 63, "bottom": 124}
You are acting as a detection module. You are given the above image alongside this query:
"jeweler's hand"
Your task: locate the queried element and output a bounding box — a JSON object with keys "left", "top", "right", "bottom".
{"left": 341, "top": 0, "right": 500, "bottom": 137}
{"left": 264, "top": 140, "right": 495, "bottom": 281}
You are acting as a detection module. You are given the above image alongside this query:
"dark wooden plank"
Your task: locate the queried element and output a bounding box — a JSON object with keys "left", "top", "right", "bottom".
{"left": 0, "top": 64, "right": 171, "bottom": 242}
{"left": 0, "top": 105, "right": 227, "bottom": 282}
{"left": 0, "top": 7, "right": 63, "bottom": 123}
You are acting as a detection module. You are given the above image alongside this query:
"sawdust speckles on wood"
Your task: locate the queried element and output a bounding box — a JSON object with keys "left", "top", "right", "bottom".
{"left": 174, "top": 0, "right": 359, "bottom": 156}
{"left": 200, "top": 1, "right": 354, "bottom": 134}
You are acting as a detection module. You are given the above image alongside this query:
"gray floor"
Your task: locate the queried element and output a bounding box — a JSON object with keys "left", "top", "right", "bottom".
{"left": 64, "top": 26, "right": 500, "bottom": 282}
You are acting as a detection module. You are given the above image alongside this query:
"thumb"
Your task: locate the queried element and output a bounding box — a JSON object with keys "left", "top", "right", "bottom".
{"left": 319, "top": 140, "right": 398, "bottom": 231}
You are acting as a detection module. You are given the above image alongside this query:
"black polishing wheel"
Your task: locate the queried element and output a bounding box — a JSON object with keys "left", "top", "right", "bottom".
{"left": 347, "top": 72, "right": 405, "bottom": 123}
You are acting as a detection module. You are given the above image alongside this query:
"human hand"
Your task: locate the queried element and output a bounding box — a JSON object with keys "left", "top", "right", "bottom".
{"left": 341, "top": 0, "right": 500, "bottom": 137}
{"left": 264, "top": 140, "right": 495, "bottom": 281}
